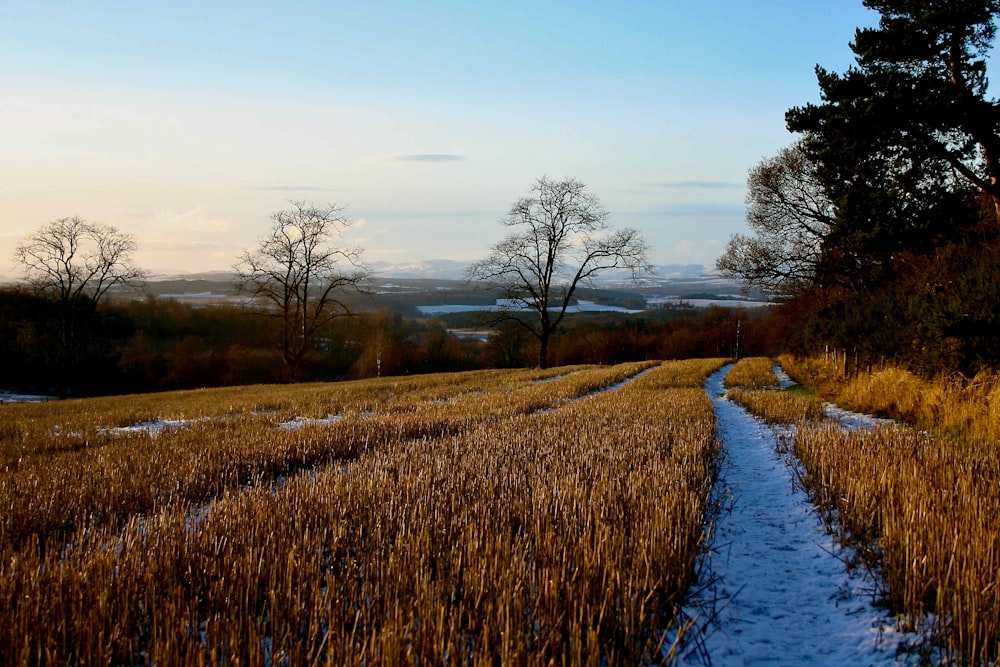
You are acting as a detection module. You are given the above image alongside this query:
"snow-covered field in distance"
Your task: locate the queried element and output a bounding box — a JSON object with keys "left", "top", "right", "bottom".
{"left": 0, "top": 391, "right": 58, "bottom": 404}
{"left": 37, "top": 261, "right": 769, "bottom": 312}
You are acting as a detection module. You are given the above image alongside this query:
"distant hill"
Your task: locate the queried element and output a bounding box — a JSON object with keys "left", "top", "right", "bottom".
{"left": 369, "top": 259, "right": 470, "bottom": 281}
{"left": 135, "top": 261, "right": 763, "bottom": 306}
{"left": 78, "top": 261, "right": 721, "bottom": 287}
{"left": 148, "top": 270, "right": 237, "bottom": 282}
{"left": 368, "top": 259, "right": 713, "bottom": 285}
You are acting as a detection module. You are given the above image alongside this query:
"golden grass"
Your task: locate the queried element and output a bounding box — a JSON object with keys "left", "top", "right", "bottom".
{"left": 722, "top": 357, "right": 778, "bottom": 389}
{"left": 726, "top": 388, "right": 826, "bottom": 425}
{"left": 629, "top": 358, "right": 729, "bottom": 390}
{"left": 0, "top": 366, "right": 588, "bottom": 457}
{"left": 793, "top": 423, "right": 1000, "bottom": 664}
{"left": 777, "top": 353, "right": 1000, "bottom": 441}
{"left": 0, "top": 361, "right": 720, "bottom": 664}
{"left": 0, "top": 364, "right": 661, "bottom": 548}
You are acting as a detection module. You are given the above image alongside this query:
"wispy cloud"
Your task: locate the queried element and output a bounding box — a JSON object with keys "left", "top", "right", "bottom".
{"left": 151, "top": 206, "right": 233, "bottom": 235}
{"left": 646, "top": 181, "right": 742, "bottom": 190}
{"left": 144, "top": 240, "right": 236, "bottom": 252}
{"left": 618, "top": 202, "right": 744, "bottom": 220}
{"left": 362, "top": 208, "right": 493, "bottom": 219}
{"left": 381, "top": 153, "right": 466, "bottom": 163}
{"left": 248, "top": 185, "right": 349, "bottom": 192}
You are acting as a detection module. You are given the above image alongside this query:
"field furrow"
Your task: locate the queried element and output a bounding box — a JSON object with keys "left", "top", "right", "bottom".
{"left": 0, "top": 360, "right": 724, "bottom": 664}
{"left": 0, "top": 362, "right": 657, "bottom": 547}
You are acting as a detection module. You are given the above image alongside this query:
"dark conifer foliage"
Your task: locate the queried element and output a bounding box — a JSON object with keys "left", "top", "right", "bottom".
{"left": 789, "top": 0, "right": 1000, "bottom": 216}
{"left": 722, "top": 1, "right": 1000, "bottom": 376}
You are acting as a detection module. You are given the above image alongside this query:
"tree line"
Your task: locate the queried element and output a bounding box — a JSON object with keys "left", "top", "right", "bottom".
{"left": 0, "top": 281, "right": 776, "bottom": 396}
{"left": 4, "top": 178, "right": 669, "bottom": 395}
{"left": 719, "top": 0, "right": 1000, "bottom": 377}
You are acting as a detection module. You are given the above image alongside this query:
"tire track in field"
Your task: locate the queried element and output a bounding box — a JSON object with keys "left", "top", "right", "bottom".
{"left": 673, "top": 365, "right": 918, "bottom": 666}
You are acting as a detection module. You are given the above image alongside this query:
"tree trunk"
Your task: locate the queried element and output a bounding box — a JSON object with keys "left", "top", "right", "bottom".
{"left": 538, "top": 332, "right": 550, "bottom": 369}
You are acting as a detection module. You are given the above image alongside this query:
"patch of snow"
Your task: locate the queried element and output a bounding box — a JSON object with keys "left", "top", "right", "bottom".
{"left": 531, "top": 373, "right": 572, "bottom": 384}
{"left": 416, "top": 299, "right": 643, "bottom": 315}
{"left": 773, "top": 365, "right": 893, "bottom": 430}
{"left": 78, "top": 410, "right": 358, "bottom": 437}
{"left": 414, "top": 303, "right": 492, "bottom": 314}
{"left": 670, "top": 365, "right": 923, "bottom": 665}
{"left": 532, "top": 366, "right": 652, "bottom": 413}
{"left": 772, "top": 365, "right": 798, "bottom": 390}
{"left": 647, "top": 296, "right": 774, "bottom": 309}
{"left": 277, "top": 414, "right": 343, "bottom": 430}
{"left": 101, "top": 418, "right": 205, "bottom": 436}
{"left": 51, "top": 424, "right": 83, "bottom": 438}
{"left": 567, "top": 299, "right": 643, "bottom": 313}
{"left": 824, "top": 404, "right": 893, "bottom": 431}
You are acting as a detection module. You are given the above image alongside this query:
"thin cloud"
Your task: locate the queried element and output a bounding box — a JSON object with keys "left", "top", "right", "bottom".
{"left": 151, "top": 206, "right": 233, "bottom": 235}
{"left": 647, "top": 181, "right": 742, "bottom": 190}
{"left": 144, "top": 240, "right": 237, "bottom": 252}
{"left": 382, "top": 153, "right": 466, "bottom": 163}
{"left": 362, "top": 208, "right": 494, "bottom": 219}
{"left": 248, "top": 185, "right": 349, "bottom": 192}
{"left": 619, "top": 202, "right": 744, "bottom": 215}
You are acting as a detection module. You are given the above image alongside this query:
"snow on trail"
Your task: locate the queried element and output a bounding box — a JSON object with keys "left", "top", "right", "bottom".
{"left": 673, "top": 366, "right": 919, "bottom": 666}
{"left": 773, "top": 365, "right": 893, "bottom": 431}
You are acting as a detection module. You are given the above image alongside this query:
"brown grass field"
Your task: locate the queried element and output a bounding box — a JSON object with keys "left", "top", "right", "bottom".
{"left": 793, "top": 422, "right": 1000, "bottom": 664}
{"left": 9, "top": 355, "right": 997, "bottom": 663}
{"left": 777, "top": 353, "right": 1000, "bottom": 440}
{"left": 0, "top": 359, "right": 726, "bottom": 665}
{"left": 721, "top": 356, "right": 778, "bottom": 389}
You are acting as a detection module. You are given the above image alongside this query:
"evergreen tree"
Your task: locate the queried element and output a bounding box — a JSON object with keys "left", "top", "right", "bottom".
{"left": 787, "top": 0, "right": 999, "bottom": 286}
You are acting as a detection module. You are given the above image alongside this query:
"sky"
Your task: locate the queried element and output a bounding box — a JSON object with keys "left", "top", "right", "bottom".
{"left": 0, "top": 0, "right": 881, "bottom": 278}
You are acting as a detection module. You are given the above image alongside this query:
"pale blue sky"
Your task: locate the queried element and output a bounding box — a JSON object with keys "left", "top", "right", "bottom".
{"left": 1, "top": 1, "right": 879, "bottom": 275}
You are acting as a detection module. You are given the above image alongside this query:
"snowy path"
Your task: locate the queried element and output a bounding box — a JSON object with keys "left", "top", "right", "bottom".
{"left": 673, "top": 366, "right": 917, "bottom": 666}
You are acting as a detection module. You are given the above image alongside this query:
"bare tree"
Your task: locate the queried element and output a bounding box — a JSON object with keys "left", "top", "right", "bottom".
{"left": 235, "top": 201, "right": 367, "bottom": 380}
{"left": 469, "top": 177, "right": 649, "bottom": 368}
{"left": 717, "top": 141, "right": 833, "bottom": 297}
{"left": 15, "top": 215, "right": 144, "bottom": 305}
{"left": 14, "top": 215, "right": 144, "bottom": 377}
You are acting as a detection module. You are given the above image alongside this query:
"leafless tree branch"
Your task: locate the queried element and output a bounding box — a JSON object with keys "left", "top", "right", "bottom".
{"left": 235, "top": 200, "right": 368, "bottom": 380}
{"left": 468, "top": 177, "right": 650, "bottom": 367}
{"left": 717, "top": 141, "right": 833, "bottom": 297}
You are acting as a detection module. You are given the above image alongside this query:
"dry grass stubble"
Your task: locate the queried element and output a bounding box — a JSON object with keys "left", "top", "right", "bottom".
{"left": 793, "top": 423, "right": 1000, "bottom": 664}
{"left": 722, "top": 357, "right": 778, "bottom": 389}
{"left": 0, "top": 360, "right": 721, "bottom": 664}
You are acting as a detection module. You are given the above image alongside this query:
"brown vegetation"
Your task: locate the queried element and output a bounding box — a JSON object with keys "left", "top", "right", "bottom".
{"left": 0, "top": 364, "right": 656, "bottom": 547}
{"left": 793, "top": 423, "right": 1000, "bottom": 664}
{"left": 778, "top": 353, "right": 1000, "bottom": 440}
{"left": 722, "top": 357, "right": 778, "bottom": 389}
{"left": 726, "top": 388, "right": 826, "bottom": 425}
{"left": 722, "top": 357, "right": 825, "bottom": 424}
{"left": 0, "top": 359, "right": 725, "bottom": 664}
